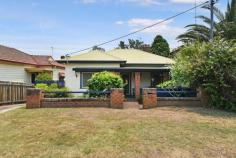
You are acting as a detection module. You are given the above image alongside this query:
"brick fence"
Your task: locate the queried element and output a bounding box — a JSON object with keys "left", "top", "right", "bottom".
{"left": 26, "top": 88, "right": 124, "bottom": 109}
{"left": 142, "top": 88, "right": 157, "bottom": 109}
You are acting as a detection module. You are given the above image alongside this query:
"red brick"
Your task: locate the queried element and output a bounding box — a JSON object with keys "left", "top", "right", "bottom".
{"left": 142, "top": 88, "right": 157, "bottom": 109}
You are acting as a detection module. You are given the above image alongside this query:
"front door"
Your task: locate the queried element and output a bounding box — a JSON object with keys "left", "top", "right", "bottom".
{"left": 121, "top": 73, "right": 131, "bottom": 96}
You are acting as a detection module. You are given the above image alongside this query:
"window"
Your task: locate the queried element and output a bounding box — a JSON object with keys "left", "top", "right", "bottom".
{"left": 81, "top": 72, "right": 93, "bottom": 88}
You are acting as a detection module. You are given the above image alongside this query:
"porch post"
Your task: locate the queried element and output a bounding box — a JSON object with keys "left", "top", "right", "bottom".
{"left": 135, "top": 72, "right": 141, "bottom": 100}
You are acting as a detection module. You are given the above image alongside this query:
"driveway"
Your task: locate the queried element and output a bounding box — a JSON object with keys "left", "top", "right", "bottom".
{"left": 0, "top": 104, "right": 24, "bottom": 113}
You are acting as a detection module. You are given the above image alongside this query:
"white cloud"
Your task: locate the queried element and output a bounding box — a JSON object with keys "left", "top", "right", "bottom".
{"left": 127, "top": 18, "right": 185, "bottom": 37}
{"left": 73, "top": 0, "right": 96, "bottom": 4}
{"left": 116, "top": 18, "right": 186, "bottom": 48}
{"left": 170, "top": 0, "right": 206, "bottom": 4}
{"left": 115, "top": 21, "right": 125, "bottom": 25}
{"left": 119, "top": 0, "right": 161, "bottom": 5}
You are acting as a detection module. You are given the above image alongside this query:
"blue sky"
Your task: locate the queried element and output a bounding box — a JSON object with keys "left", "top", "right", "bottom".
{"left": 0, "top": 0, "right": 227, "bottom": 59}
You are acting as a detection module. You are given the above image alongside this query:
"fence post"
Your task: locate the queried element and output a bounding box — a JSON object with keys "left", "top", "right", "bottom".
{"left": 142, "top": 88, "right": 157, "bottom": 109}
{"left": 110, "top": 88, "right": 124, "bottom": 109}
{"left": 26, "top": 88, "right": 44, "bottom": 109}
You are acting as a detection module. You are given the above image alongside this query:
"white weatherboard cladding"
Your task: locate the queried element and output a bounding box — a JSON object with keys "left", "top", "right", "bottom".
{"left": 0, "top": 62, "right": 31, "bottom": 83}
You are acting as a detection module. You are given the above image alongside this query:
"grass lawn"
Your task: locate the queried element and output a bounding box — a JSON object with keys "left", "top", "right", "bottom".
{"left": 0, "top": 106, "right": 236, "bottom": 158}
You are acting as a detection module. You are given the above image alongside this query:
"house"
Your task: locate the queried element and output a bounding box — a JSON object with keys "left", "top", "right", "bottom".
{"left": 0, "top": 45, "right": 65, "bottom": 84}
{"left": 58, "top": 49, "right": 174, "bottom": 99}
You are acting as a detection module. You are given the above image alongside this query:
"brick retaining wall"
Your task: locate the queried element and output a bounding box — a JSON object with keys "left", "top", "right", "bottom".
{"left": 41, "top": 98, "right": 110, "bottom": 108}
{"left": 157, "top": 97, "right": 201, "bottom": 107}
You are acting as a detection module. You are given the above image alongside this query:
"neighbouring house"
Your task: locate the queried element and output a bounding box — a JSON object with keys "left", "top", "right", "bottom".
{"left": 58, "top": 49, "right": 174, "bottom": 99}
{"left": 0, "top": 45, "right": 65, "bottom": 84}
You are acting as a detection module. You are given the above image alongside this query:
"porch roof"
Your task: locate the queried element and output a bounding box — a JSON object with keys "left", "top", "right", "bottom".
{"left": 73, "top": 67, "right": 170, "bottom": 72}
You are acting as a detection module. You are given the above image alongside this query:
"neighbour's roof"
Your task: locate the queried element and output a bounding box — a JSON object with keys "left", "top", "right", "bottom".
{"left": 0, "top": 45, "right": 65, "bottom": 69}
{"left": 33, "top": 55, "right": 65, "bottom": 68}
{"left": 61, "top": 49, "right": 174, "bottom": 65}
{"left": 0, "top": 45, "right": 36, "bottom": 65}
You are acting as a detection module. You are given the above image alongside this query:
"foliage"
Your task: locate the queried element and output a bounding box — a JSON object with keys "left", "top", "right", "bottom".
{"left": 87, "top": 71, "right": 123, "bottom": 92}
{"left": 35, "top": 73, "right": 52, "bottom": 82}
{"left": 151, "top": 35, "right": 170, "bottom": 57}
{"left": 172, "top": 39, "right": 236, "bottom": 111}
{"left": 92, "top": 46, "right": 105, "bottom": 52}
{"left": 35, "top": 83, "right": 48, "bottom": 90}
{"left": 177, "top": 0, "right": 236, "bottom": 43}
{"left": 117, "top": 39, "right": 144, "bottom": 50}
{"left": 35, "top": 83, "right": 73, "bottom": 98}
{"left": 157, "top": 80, "right": 178, "bottom": 88}
{"left": 118, "top": 41, "right": 128, "bottom": 49}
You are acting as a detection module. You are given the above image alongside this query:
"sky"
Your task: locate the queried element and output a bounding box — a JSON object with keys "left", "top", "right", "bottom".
{"left": 0, "top": 0, "right": 228, "bottom": 59}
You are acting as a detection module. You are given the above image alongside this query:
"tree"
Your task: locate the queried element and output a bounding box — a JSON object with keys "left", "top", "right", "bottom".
{"left": 151, "top": 35, "right": 170, "bottom": 57}
{"left": 117, "top": 39, "right": 144, "bottom": 50}
{"left": 172, "top": 39, "right": 236, "bottom": 111}
{"left": 128, "top": 39, "right": 144, "bottom": 49}
{"left": 118, "top": 41, "right": 128, "bottom": 49}
{"left": 177, "top": 0, "right": 236, "bottom": 44}
{"left": 92, "top": 46, "right": 105, "bottom": 52}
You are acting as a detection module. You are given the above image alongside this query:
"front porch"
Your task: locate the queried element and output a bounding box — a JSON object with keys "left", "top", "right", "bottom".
{"left": 120, "top": 71, "right": 170, "bottom": 99}
{"left": 73, "top": 67, "right": 170, "bottom": 100}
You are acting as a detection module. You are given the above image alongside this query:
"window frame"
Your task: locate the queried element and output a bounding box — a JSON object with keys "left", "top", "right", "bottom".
{"left": 80, "top": 72, "right": 94, "bottom": 89}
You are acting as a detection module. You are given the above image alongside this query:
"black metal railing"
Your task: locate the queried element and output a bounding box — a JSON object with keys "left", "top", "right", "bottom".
{"left": 157, "top": 88, "right": 197, "bottom": 97}
{"left": 43, "top": 90, "right": 111, "bottom": 98}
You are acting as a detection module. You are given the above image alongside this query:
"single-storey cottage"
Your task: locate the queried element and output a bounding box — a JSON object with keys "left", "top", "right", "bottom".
{"left": 0, "top": 45, "right": 65, "bottom": 84}
{"left": 58, "top": 49, "right": 174, "bottom": 99}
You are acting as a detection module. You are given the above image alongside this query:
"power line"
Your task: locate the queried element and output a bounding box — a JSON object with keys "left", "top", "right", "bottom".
{"left": 67, "top": 0, "right": 209, "bottom": 56}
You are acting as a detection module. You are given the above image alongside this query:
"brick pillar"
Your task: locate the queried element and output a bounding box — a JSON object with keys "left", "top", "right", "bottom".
{"left": 135, "top": 72, "right": 141, "bottom": 100}
{"left": 110, "top": 88, "right": 124, "bottom": 109}
{"left": 26, "top": 88, "right": 44, "bottom": 109}
{"left": 142, "top": 88, "right": 157, "bottom": 109}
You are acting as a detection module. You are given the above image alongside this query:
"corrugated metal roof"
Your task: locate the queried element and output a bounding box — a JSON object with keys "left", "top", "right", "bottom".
{"left": 61, "top": 49, "right": 174, "bottom": 65}
{"left": 64, "top": 50, "right": 124, "bottom": 61}
{"left": 108, "top": 49, "right": 175, "bottom": 64}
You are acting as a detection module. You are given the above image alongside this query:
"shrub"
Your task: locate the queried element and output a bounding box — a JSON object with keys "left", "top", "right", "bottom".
{"left": 157, "top": 80, "right": 177, "bottom": 88}
{"left": 172, "top": 39, "right": 236, "bottom": 111}
{"left": 35, "top": 83, "right": 48, "bottom": 90}
{"left": 87, "top": 71, "right": 123, "bottom": 92}
{"left": 35, "top": 83, "right": 73, "bottom": 98}
{"left": 35, "top": 73, "right": 52, "bottom": 81}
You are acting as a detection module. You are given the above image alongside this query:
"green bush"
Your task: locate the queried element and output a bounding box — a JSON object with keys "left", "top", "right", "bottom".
{"left": 35, "top": 83, "right": 73, "bottom": 98}
{"left": 35, "top": 83, "right": 48, "bottom": 90}
{"left": 35, "top": 73, "right": 52, "bottom": 81}
{"left": 172, "top": 39, "right": 236, "bottom": 111}
{"left": 157, "top": 80, "right": 177, "bottom": 88}
{"left": 87, "top": 71, "right": 123, "bottom": 92}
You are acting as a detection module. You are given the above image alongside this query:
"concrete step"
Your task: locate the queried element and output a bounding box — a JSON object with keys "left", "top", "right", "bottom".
{"left": 123, "top": 101, "right": 141, "bottom": 109}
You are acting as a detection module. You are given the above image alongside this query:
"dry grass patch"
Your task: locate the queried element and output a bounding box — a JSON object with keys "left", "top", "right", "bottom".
{"left": 0, "top": 106, "right": 236, "bottom": 158}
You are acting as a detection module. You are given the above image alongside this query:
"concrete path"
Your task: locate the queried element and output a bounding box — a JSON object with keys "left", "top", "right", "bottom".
{"left": 0, "top": 104, "right": 25, "bottom": 114}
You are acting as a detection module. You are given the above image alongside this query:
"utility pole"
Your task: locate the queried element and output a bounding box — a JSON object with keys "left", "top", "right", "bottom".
{"left": 210, "top": 0, "right": 215, "bottom": 41}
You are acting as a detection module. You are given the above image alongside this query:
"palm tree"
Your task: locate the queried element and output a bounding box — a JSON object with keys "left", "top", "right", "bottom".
{"left": 177, "top": 0, "right": 236, "bottom": 44}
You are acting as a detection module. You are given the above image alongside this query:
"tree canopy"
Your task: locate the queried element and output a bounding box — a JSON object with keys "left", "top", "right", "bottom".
{"left": 151, "top": 35, "right": 170, "bottom": 57}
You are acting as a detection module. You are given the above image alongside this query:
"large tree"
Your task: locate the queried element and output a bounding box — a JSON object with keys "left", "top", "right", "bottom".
{"left": 177, "top": 0, "right": 236, "bottom": 44}
{"left": 151, "top": 35, "right": 170, "bottom": 57}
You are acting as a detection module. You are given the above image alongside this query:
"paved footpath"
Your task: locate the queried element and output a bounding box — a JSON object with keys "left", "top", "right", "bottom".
{"left": 0, "top": 104, "right": 25, "bottom": 114}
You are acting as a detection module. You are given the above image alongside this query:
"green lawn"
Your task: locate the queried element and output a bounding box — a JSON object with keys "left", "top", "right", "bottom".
{"left": 0, "top": 106, "right": 236, "bottom": 158}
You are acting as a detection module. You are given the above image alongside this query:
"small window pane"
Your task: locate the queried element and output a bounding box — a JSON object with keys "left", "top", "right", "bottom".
{"left": 82, "top": 73, "right": 93, "bottom": 88}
